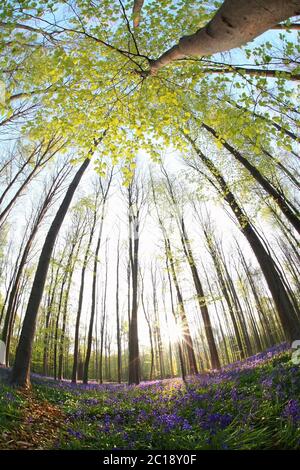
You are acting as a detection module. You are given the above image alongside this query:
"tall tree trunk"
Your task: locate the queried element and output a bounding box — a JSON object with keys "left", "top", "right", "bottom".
{"left": 188, "top": 137, "right": 300, "bottom": 343}
{"left": 128, "top": 222, "right": 140, "bottom": 384}
{"left": 202, "top": 264, "right": 229, "bottom": 365}
{"left": 127, "top": 176, "right": 144, "bottom": 386}
{"left": 161, "top": 167, "right": 220, "bottom": 369}
{"left": 161, "top": 284, "right": 175, "bottom": 377}
{"left": 99, "top": 241, "right": 108, "bottom": 384}
{"left": 203, "top": 123, "right": 300, "bottom": 235}
{"left": 71, "top": 212, "right": 97, "bottom": 383}
{"left": 151, "top": 264, "right": 165, "bottom": 378}
{"left": 116, "top": 236, "right": 122, "bottom": 383}
{"left": 58, "top": 233, "right": 83, "bottom": 380}
{"left": 2, "top": 168, "right": 68, "bottom": 365}
{"left": 42, "top": 254, "right": 61, "bottom": 377}
{"left": 166, "top": 237, "right": 198, "bottom": 375}
{"left": 180, "top": 218, "right": 220, "bottom": 369}
{"left": 83, "top": 208, "right": 105, "bottom": 384}
{"left": 151, "top": 175, "right": 187, "bottom": 380}
{"left": 53, "top": 265, "right": 69, "bottom": 380}
{"left": 10, "top": 155, "right": 92, "bottom": 388}
{"left": 227, "top": 98, "right": 300, "bottom": 143}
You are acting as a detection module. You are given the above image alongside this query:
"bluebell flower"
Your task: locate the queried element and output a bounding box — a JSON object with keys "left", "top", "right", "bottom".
{"left": 67, "top": 428, "right": 84, "bottom": 439}
{"left": 182, "top": 419, "right": 192, "bottom": 431}
{"left": 283, "top": 399, "right": 300, "bottom": 424}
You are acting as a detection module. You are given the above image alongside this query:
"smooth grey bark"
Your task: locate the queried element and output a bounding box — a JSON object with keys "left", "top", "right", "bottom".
{"left": 150, "top": 0, "right": 300, "bottom": 74}
{"left": 127, "top": 175, "right": 145, "bottom": 385}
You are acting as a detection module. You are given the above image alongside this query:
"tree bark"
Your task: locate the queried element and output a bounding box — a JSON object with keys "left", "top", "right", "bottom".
{"left": 116, "top": 236, "right": 122, "bottom": 383}
{"left": 150, "top": 0, "right": 300, "bottom": 74}
{"left": 42, "top": 249, "right": 64, "bottom": 376}
{"left": 128, "top": 217, "right": 140, "bottom": 384}
{"left": 127, "top": 177, "right": 143, "bottom": 385}
{"left": 203, "top": 227, "right": 245, "bottom": 359}
{"left": 160, "top": 167, "right": 220, "bottom": 369}
{"left": 179, "top": 218, "right": 221, "bottom": 369}
{"left": 133, "top": 0, "right": 145, "bottom": 28}
{"left": 203, "top": 123, "right": 300, "bottom": 235}
{"left": 200, "top": 66, "right": 300, "bottom": 81}
{"left": 71, "top": 210, "right": 97, "bottom": 383}
{"left": 10, "top": 155, "right": 92, "bottom": 388}
{"left": 187, "top": 137, "right": 300, "bottom": 343}
{"left": 58, "top": 230, "right": 84, "bottom": 380}
{"left": 166, "top": 237, "right": 198, "bottom": 375}
{"left": 2, "top": 167, "right": 69, "bottom": 365}
{"left": 83, "top": 207, "right": 105, "bottom": 384}
{"left": 99, "top": 241, "right": 109, "bottom": 384}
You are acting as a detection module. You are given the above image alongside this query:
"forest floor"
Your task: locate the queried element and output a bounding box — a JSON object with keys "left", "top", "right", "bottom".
{"left": 1, "top": 343, "right": 300, "bottom": 450}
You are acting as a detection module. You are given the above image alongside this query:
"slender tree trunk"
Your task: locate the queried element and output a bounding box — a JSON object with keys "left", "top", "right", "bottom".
{"left": 203, "top": 123, "right": 300, "bottom": 235}
{"left": 151, "top": 176, "right": 187, "bottom": 380}
{"left": 180, "top": 218, "right": 220, "bottom": 369}
{"left": 151, "top": 265, "right": 165, "bottom": 378}
{"left": 2, "top": 171, "right": 67, "bottom": 365}
{"left": 42, "top": 248, "right": 64, "bottom": 376}
{"left": 202, "top": 264, "right": 229, "bottom": 365}
{"left": 58, "top": 234, "right": 83, "bottom": 380}
{"left": 257, "top": 146, "right": 300, "bottom": 190}
{"left": 71, "top": 212, "right": 97, "bottom": 383}
{"left": 0, "top": 140, "right": 63, "bottom": 224}
{"left": 99, "top": 241, "right": 108, "bottom": 384}
{"left": 160, "top": 167, "right": 220, "bottom": 370}
{"left": 166, "top": 237, "right": 198, "bottom": 375}
{"left": 161, "top": 285, "right": 175, "bottom": 377}
{"left": 127, "top": 177, "right": 143, "bottom": 385}
{"left": 53, "top": 264, "right": 69, "bottom": 380}
{"left": 227, "top": 98, "right": 300, "bottom": 143}
{"left": 83, "top": 209, "right": 105, "bottom": 384}
{"left": 116, "top": 236, "right": 122, "bottom": 383}
{"left": 202, "top": 227, "right": 245, "bottom": 358}
{"left": 140, "top": 270, "right": 155, "bottom": 380}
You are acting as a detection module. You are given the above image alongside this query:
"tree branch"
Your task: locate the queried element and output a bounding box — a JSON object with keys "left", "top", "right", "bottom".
{"left": 149, "top": 0, "right": 300, "bottom": 75}
{"left": 272, "top": 22, "right": 300, "bottom": 29}
{"left": 133, "top": 0, "right": 145, "bottom": 28}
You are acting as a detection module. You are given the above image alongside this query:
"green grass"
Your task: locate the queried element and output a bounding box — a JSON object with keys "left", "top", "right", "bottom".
{"left": 0, "top": 383, "right": 26, "bottom": 432}
{"left": 1, "top": 347, "right": 300, "bottom": 450}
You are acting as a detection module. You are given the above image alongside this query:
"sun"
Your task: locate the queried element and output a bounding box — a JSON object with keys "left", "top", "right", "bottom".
{"left": 165, "top": 321, "right": 185, "bottom": 344}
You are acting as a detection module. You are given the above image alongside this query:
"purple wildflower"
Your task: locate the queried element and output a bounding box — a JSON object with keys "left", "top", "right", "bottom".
{"left": 67, "top": 428, "right": 84, "bottom": 439}
{"left": 283, "top": 399, "right": 300, "bottom": 424}
{"left": 182, "top": 419, "right": 192, "bottom": 431}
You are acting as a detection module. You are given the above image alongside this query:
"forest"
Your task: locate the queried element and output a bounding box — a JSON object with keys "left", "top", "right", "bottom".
{"left": 0, "top": 0, "right": 300, "bottom": 454}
